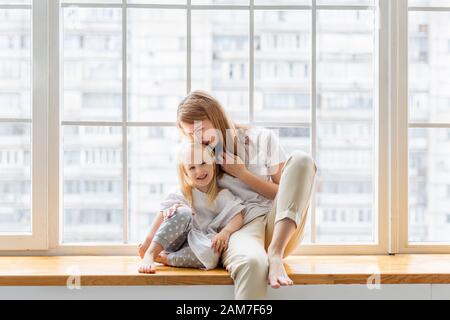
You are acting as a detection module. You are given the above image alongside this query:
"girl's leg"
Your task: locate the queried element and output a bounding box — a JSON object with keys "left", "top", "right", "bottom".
{"left": 221, "top": 217, "right": 269, "bottom": 300}
{"left": 139, "top": 208, "right": 193, "bottom": 274}
{"left": 265, "top": 151, "right": 317, "bottom": 288}
{"left": 166, "top": 242, "right": 205, "bottom": 269}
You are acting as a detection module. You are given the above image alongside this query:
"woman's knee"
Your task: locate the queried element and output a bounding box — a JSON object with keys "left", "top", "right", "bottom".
{"left": 287, "top": 151, "right": 317, "bottom": 176}
{"left": 228, "top": 251, "right": 269, "bottom": 278}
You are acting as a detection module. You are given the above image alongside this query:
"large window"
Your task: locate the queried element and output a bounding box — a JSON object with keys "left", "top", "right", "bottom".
{"left": 0, "top": 0, "right": 449, "bottom": 254}
{"left": 57, "top": 0, "right": 381, "bottom": 250}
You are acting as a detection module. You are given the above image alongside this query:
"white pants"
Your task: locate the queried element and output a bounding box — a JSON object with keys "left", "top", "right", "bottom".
{"left": 221, "top": 151, "right": 317, "bottom": 300}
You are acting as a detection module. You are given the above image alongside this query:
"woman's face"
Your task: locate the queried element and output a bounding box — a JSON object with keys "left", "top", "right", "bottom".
{"left": 179, "top": 120, "right": 221, "bottom": 148}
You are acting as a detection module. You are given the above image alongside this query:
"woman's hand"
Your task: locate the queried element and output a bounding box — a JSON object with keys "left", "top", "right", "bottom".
{"left": 211, "top": 230, "right": 231, "bottom": 254}
{"left": 163, "top": 204, "right": 189, "bottom": 221}
{"left": 221, "top": 151, "right": 248, "bottom": 179}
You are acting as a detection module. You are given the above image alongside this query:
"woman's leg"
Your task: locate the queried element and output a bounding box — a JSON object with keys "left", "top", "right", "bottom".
{"left": 265, "top": 151, "right": 317, "bottom": 288}
{"left": 221, "top": 217, "right": 269, "bottom": 300}
{"left": 139, "top": 208, "right": 193, "bottom": 274}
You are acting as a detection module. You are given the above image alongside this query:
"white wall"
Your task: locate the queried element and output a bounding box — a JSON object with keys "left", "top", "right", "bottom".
{"left": 0, "top": 285, "right": 449, "bottom": 300}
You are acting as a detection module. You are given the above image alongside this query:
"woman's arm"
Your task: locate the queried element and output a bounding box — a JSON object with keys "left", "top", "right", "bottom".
{"left": 222, "top": 151, "right": 284, "bottom": 200}
{"left": 221, "top": 212, "right": 244, "bottom": 235}
{"left": 238, "top": 166, "right": 283, "bottom": 200}
{"left": 211, "top": 212, "right": 244, "bottom": 254}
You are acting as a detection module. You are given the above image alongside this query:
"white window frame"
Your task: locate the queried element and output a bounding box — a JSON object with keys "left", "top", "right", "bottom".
{"left": 0, "top": 0, "right": 48, "bottom": 251}
{"left": 1, "top": 0, "right": 450, "bottom": 255}
{"left": 47, "top": 0, "right": 389, "bottom": 255}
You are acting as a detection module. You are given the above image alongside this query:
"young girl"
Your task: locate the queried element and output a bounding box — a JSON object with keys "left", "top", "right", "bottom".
{"left": 138, "top": 143, "right": 245, "bottom": 274}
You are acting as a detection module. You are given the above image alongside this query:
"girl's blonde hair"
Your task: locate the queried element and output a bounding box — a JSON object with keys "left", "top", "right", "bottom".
{"left": 177, "top": 143, "right": 223, "bottom": 208}
{"left": 177, "top": 90, "right": 244, "bottom": 156}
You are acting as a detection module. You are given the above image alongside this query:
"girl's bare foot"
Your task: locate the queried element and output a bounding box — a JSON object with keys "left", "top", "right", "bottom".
{"left": 138, "top": 255, "right": 157, "bottom": 274}
{"left": 155, "top": 252, "right": 169, "bottom": 265}
{"left": 138, "top": 238, "right": 152, "bottom": 259}
{"left": 268, "top": 255, "right": 294, "bottom": 289}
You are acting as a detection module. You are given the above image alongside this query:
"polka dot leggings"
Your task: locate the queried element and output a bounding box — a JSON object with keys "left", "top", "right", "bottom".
{"left": 153, "top": 207, "right": 205, "bottom": 269}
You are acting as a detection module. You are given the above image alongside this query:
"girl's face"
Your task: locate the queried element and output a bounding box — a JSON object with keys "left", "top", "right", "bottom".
{"left": 182, "top": 147, "right": 215, "bottom": 190}
{"left": 179, "top": 120, "right": 221, "bottom": 148}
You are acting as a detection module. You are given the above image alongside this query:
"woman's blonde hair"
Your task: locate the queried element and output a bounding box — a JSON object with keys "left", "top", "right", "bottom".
{"left": 177, "top": 90, "right": 243, "bottom": 155}
{"left": 177, "top": 143, "right": 223, "bottom": 208}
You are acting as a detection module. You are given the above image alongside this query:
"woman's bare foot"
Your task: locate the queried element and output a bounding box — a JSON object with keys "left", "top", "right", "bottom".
{"left": 138, "top": 255, "right": 157, "bottom": 274}
{"left": 138, "top": 237, "right": 152, "bottom": 259}
{"left": 155, "top": 252, "right": 169, "bottom": 265}
{"left": 268, "top": 255, "right": 294, "bottom": 289}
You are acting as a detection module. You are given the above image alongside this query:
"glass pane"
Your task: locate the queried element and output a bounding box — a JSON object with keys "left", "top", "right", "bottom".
{"left": 192, "top": 0, "right": 248, "bottom": 4}
{"left": 409, "top": 129, "right": 450, "bottom": 243}
{"left": 0, "top": 6, "right": 31, "bottom": 235}
{"left": 254, "top": 11, "right": 311, "bottom": 123}
{"left": 255, "top": 0, "right": 310, "bottom": 4}
{"left": 62, "top": 0, "right": 122, "bottom": 3}
{"left": 317, "top": 0, "right": 375, "bottom": 5}
{"left": 191, "top": 10, "right": 249, "bottom": 123}
{"left": 128, "top": 0, "right": 186, "bottom": 3}
{"left": 409, "top": 11, "right": 450, "bottom": 123}
{"left": 62, "top": 8, "right": 122, "bottom": 122}
{"left": 128, "top": 127, "right": 180, "bottom": 243}
{"left": 0, "top": 124, "right": 31, "bottom": 233}
{"left": 269, "top": 127, "right": 311, "bottom": 155}
{"left": 316, "top": 10, "right": 376, "bottom": 243}
{"left": 62, "top": 126, "right": 123, "bottom": 243}
{"left": 0, "top": 1, "right": 31, "bottom": 4}
{"left": 128, "top": 9, "right": 187, "bottom": 122}
{"left": 0, "top": 9, "right": 31, "bottom": 119}
{"left": 409, "top": 0, "right": 450, "bottom": 7}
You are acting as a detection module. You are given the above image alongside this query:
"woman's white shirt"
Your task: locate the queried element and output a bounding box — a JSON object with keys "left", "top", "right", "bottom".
{"left": 218, "top": 128, "right": 288, "bottom": 225}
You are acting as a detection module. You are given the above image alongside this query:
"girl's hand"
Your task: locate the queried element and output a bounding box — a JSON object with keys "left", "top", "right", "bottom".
{"left": 221, "top": 151, "right": 248, "bottom": 179}
{"left": 211, "top": 230, "right": 231, "bottom": 254}
{"left": 163, "top": 204, "right": 189, "bottom": 221}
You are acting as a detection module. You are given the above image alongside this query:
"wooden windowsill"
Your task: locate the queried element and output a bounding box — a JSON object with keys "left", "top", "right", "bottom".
{"left": 0, "top": 255, "right": 449, "bottom": 286}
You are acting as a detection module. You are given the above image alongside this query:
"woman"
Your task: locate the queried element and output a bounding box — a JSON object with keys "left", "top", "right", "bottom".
{"left": 176, "top": 91, "right": 317, "bottom": 300}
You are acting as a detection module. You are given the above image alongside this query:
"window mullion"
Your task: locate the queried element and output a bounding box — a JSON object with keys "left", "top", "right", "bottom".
{"left": 187, "top": 0, "right": 192, "bottom": 94}
{"left": 249, "top": 0, "right": 254, "bottom": 124}
{"left": 32, "top": 0, "right": 49, "bottom": 249}
{"left": 122, "top": 0, "right": 129, "bottom": 244}
{"left": 48, "top": 0, "right": 61, "bottom": 249}
{"left": 378, "top": 0, "right": 390, "bottom": 254}
{"left": 310, "top": 0, "right": 317, "bottom": 244}
{"left": 396, "top": 0, "right": 409, "bottom": 253}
